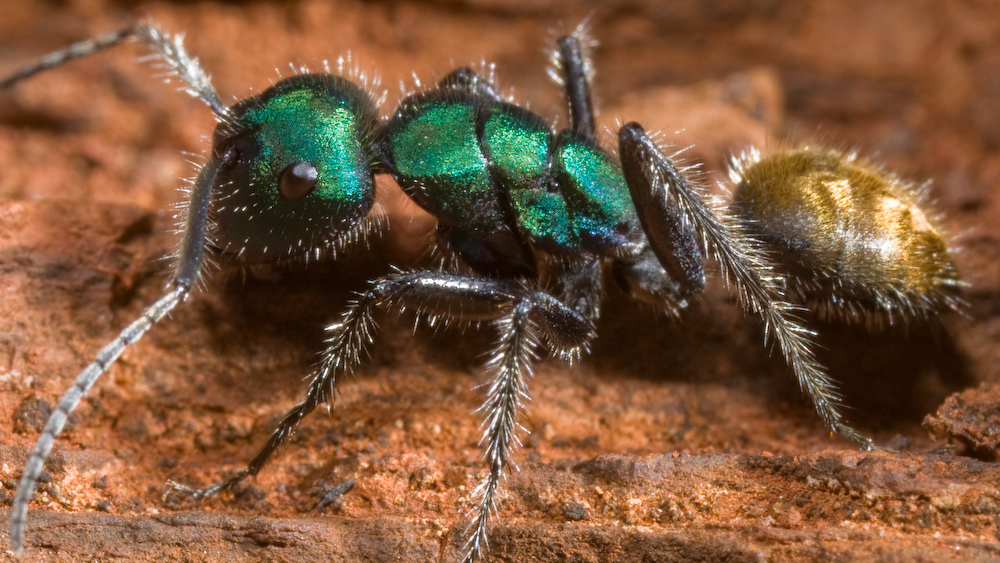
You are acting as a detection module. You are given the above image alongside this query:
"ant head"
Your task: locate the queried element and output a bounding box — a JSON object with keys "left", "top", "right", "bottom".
{"left": 210, "top": 73, "right": 381, "bottom": 262}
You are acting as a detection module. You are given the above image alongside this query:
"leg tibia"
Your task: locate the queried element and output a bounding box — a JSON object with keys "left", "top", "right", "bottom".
{"left": 464, "top": 298, "right": 536, "bottom": 563}
{"left": 554, "top": 32, "right": 596, "bottom": 140}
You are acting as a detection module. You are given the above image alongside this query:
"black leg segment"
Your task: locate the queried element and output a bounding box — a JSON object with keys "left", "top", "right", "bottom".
{"left": 555, "top": 33, "right": 597, "bottom": 140}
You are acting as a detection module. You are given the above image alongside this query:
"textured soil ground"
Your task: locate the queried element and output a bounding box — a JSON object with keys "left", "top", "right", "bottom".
{"left": 1, "top": 1, "right": 1000, "bottom": 561}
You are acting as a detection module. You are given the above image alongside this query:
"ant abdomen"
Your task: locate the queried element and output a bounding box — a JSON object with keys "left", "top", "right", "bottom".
{"left": 730, "top": 147, "right": 963, "bottom": 322}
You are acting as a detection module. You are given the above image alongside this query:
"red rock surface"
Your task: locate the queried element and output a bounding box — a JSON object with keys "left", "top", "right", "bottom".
{"left": 1, "top": 1, "right": 999, "bottom": 561}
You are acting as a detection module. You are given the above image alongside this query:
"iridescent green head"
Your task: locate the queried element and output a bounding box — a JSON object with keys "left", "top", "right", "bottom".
{"left": 211, "top": 74, "right": 380, "bottom": 262}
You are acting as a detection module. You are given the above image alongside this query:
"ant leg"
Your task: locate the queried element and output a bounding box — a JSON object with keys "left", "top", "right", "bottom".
{"left": 9, "top": 146, "right": 236, "bottom": 554}
{"left": 462, "top": 296, "right": 537, "bottom": 563}
{"left": 167, "top": 271, "right": 591, "bottom": 562}
{"left": 166, "top": 270, "right": 445, "bottom": 499}
{"left": 554, "top": 30, "right": 701, "bottom": 319}
{"left": 460, "top": 288, "right": 592, "bottom": 563}
{"left": 1, "top": 22, "right": 228, "bottom": 118}
{"left": 552, "top": 27, "right": 596, "bottom": 140}
{"left": 556, "top": 29, "right": 710, "bottom": 302}
{"left": 617, "top": 122, "right": 876, "bottom": 451}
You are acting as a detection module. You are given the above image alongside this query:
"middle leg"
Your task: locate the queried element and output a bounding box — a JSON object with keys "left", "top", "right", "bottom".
{"left": 169, "top": 272, "right": 595, "bottom": 526}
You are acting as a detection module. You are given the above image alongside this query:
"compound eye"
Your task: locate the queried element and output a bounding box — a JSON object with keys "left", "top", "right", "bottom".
{"left": 278, "top": 161, "right": 319, "bottom": 200}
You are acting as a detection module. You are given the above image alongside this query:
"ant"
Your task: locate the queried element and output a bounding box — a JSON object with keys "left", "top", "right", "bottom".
{"left": 1, "top": 21, "right": 962, "bottom": 562}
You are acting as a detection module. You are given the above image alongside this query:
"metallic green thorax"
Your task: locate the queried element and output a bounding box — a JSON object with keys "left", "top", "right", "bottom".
{"left": 386, "top": 91, "right": 642, "bottom": 262}
{"left": 553, "top": 132, "right": 641, "bottom": 256}
{"left": 212, "top": 74, "right": 379, "bottom": 261}
{"left": 387, "top": 92, "right": 505, "bottom": 233}
{"left": 485, "top": 105, "right": 577, "bottom": 253}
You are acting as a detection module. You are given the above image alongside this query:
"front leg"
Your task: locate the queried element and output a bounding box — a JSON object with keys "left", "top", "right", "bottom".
{"left": 617, "top": 122, "right": 876, "bottom": 451}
